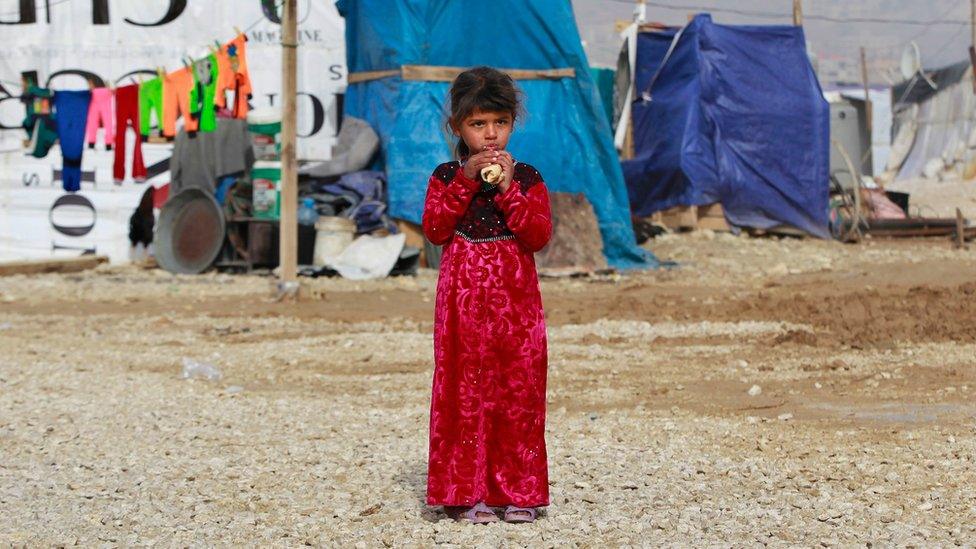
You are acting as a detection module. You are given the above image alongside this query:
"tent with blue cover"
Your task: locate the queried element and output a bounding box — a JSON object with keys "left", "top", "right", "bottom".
{"left": 621, "top": 14, "right": 830, "bottom": 238}
{"left": 336, "top": 0, "right": 657, "bottom": 269}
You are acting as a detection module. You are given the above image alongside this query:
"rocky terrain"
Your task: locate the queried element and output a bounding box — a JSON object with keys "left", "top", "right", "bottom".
{"left": 2, "top": 233, "right": 975, "bottom": 545}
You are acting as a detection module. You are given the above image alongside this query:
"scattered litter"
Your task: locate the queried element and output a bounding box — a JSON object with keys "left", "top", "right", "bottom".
{"left": 225, "top": 385, "right": 244, "bottom": 394}
{"left": 748, "top": 384, "right": 762, "bottom": 396}
{"left": 181, "top": 358, "right": 222, "bottom": 381}
{"left": 0, "top": 322, "right": 12, "bottom": 331}
{"left": 777, "top": 412, "right": 794, "bottom": 421}
{"left": 358, "top": 503, "right": 382, "bottom": 516}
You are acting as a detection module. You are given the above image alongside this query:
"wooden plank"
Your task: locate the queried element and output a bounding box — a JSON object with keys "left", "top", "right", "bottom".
{"left": 695, "top": 203, "right": 730, "bottom": 231}
{"left": 697, "top": 202, "right": 723, "bottom": 218}
{"left": 349, "top": 66, "right": 575, "bottom": 84}
{"left": 766, "top": 225, "right": 808, "bottom": 237}
{"left": 395, "top": 219, "right": 428, "bottom": 267}
{"left": 658, "top": 205, "right": 698, "bottom": 230}
{"left": 697, "top": 216, "right": 731, "bottom": 232}
{"left": 395, "top": 219, "right": 425, "bottom": 250}
{"left": 346, "top": 69, "right": 398, "bottom": 84}
{"left": 0, "top": 256, "right": 108, "bottom": 277}
{"left": 615, "top": 21, "right": 668, "bottom": 33}
{"left": 402, "top": 65, "right": 574, "bottom": 82}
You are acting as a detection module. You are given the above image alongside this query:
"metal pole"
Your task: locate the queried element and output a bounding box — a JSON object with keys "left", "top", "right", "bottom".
{"left": 793, "top": 0, "right": 803, "bottom": 26}
{"left": 279, "top": 0, "right": 298, "bottom": 287}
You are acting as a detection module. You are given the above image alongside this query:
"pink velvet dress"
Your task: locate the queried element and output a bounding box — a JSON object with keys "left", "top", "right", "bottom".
{"left": 422, "top": 160, "right": 552, "bottom": 508}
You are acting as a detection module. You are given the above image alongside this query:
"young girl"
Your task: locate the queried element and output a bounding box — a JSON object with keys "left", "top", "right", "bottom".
{"left": 422, "top": 66, "right": 552, "bottom": 524}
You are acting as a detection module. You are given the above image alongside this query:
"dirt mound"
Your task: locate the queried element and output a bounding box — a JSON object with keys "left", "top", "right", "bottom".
{"left": 745, "top": 282, "right": 976, "bottom": 347}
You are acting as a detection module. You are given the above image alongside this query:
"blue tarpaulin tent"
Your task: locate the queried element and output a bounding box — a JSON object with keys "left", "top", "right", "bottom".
{"left": 622, "top": 14, "right": 830, "bottom": 238}
{"left": 336, "top": 0, "right": 657, "bottom": 269}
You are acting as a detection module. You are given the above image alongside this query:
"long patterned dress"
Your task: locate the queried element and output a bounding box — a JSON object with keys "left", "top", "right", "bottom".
{"left": 422, "top": 160, "right": 552, "bottom": 508}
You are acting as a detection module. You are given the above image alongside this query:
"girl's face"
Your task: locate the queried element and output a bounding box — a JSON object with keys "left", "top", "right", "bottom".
{"left": 453, "top": 109, "right": 514, "bottom": 154}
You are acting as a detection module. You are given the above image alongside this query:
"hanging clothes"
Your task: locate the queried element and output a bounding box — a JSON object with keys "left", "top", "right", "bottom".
{"left": 22, "top": 84, "right": 53, "bottom": 137}
{"left": 191, "top": 54, "right": 219, "bottom": 132}
{"left": 170, "top": 118, "right": 253, "bottom": 196}
{"left": 215, "top": 34, "right": 252, "bottom": 118}
{"left": 162, "top": 67, "right": 197, "bottom": 136}
{"left": 27, "top": 117, "right": 59, "bottom": 159}
{"left": 84, "top": 87, "right": 114, "bottom": 149}
{"left": 24, "top": 86, "right": 57, "bottom": 158}
{"left": 139, "top": 77, "right": 164, "bottom": 138}
{"left": 114, "top": 84, "right": 147, "bottom": 183}
{"left": 54, "top": 90, "right": 91, "bottom": 192}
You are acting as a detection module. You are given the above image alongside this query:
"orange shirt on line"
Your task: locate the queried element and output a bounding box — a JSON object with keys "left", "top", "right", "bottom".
{"left": 215, "top": 33, "right": 252, "bottom": 118}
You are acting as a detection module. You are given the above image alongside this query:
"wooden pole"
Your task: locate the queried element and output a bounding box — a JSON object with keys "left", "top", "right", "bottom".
{"left": 860, "top": 46, "right": 873, "bottom": 165}
{"left": 970, "top": 0, "right": 976, "bottom": 94}
{"left": 793, "top": 0, "right": 803, "bottom": 26}
{"left": 956, "top": 208, "right": 966, "bottom": 249}
{"left": 279, "top": 0, "right": 298, "bottom": 287}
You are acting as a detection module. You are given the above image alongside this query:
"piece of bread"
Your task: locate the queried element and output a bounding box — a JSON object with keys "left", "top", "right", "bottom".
{"left": 481, "top": 164, "right": 503, "bottom": 184}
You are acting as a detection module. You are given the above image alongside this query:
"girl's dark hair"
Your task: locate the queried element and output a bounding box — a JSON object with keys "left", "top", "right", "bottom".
{"left": 447, "top": 66, "right": 523, "bottom": 159}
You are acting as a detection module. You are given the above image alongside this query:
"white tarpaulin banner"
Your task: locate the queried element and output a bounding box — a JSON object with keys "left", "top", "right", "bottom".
{"left": 0, "top": 0, "right": 348, "bottom": 263}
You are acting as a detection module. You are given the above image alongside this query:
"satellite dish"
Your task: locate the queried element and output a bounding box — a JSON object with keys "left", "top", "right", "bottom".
{"left": 900, "top": 41, "right": 921, "bottom": 80}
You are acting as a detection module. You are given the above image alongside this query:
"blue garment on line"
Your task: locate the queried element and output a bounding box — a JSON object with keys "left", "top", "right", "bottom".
{"left": 54, "top": 90, "right": 91, "bottom": 193}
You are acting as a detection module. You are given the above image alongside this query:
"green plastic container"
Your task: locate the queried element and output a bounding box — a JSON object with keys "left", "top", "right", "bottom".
{"left": 246, "top": 107, "right": 281, "bottom": 161}
{"left": 252, "top": 161, "right": 281, "bottom": 219}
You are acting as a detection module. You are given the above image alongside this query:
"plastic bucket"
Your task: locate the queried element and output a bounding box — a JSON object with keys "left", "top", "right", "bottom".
{"left": 313, "top": 216, "right": 356, "bottom": 266}
{"left": 252, "top": 160, "right": 281, "bottom": 220}
{"left": 247, "top": 107, "right": 281, "bottom": 161}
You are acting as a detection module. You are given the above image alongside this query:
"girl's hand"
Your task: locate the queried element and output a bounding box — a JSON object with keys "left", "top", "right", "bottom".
{"left": 462, "top": 148, "right": 502, "bottom": 181}
{"left": 495, "top": 151, "right": 515, "bottom": 193}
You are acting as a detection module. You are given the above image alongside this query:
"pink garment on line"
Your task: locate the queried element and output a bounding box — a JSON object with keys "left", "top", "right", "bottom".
{"left": 84, "top": 87, "right": 114, "bottom": 146}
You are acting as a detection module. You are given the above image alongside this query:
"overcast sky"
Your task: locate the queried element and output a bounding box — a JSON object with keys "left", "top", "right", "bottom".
{"left": 572, "top": 0, "right": 972, "bottom": 78}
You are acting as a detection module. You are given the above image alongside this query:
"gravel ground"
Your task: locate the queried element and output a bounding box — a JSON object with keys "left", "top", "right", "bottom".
{"left": 2, "top": 234, "right": 976, "bottom": 546}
